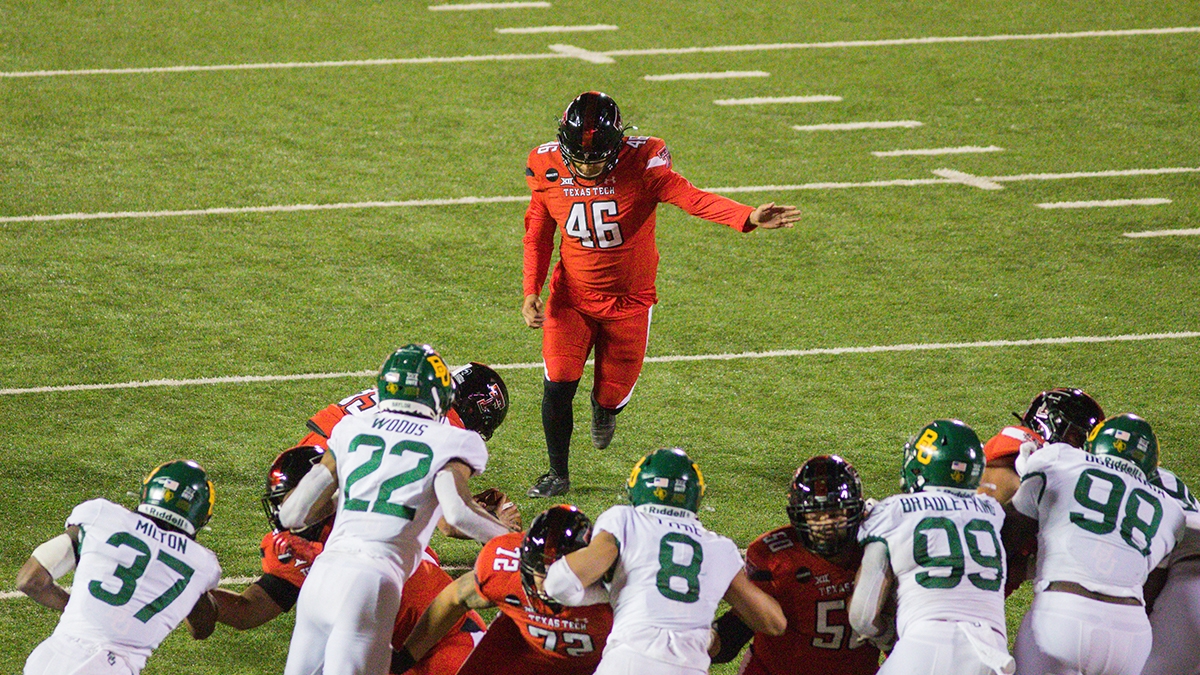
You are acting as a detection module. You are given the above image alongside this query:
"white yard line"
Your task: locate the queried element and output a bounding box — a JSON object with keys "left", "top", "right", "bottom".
{"left": 496, "top": 24, "right": 616, "bottom": 34}
{"left": 547, "top": 44, "right": 615, "bottom": 64}
{"left": 3, "top": 26, "right": 1196, "bottom": 78}
{"left": 3, "top": 332, "right": 1198, "bottom": 397}
{"left": 873, "top": 145, "right": 1003, "bottom": 157}
{"left": 429, "top": 2, "right": 550, "bottom": 10}
{"left": 3, "top": 166, "right": 1197, "bottom": 224}
{"left": 793, "top": 121, "right": 922, "bottom": 131}
{"left": 713, "top": 95, "right": 842, "bottom": 105}
{"left": 1124, "top": 228, "right": 1200, "bottom": 238}
{"left": 1037, "top": 198, "right": 1171, "bottom": 209}
{"left": 932, "top": 168, "right": 1005, "bottom": 190}
{"left": 644, "top": 70, "right": 769, "bottom": 81}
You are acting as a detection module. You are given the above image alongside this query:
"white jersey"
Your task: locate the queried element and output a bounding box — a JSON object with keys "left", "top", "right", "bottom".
{"left": 593, "top": 504, "right": 743, "bottom": 669}
{"left": 54, "top": 499, "right": 221, "bottom": 670}
{"left": 1154, "top": 467, "right": 1200, "bottom": 563}
{"left": 858, "top": 490, "right": 1007, "bottom": 637}
{"left": 1012, "top": 443, "right": 1185, "bottom": 598}
{"left": 322, "top": 409, "right": 488, "bottom": 578}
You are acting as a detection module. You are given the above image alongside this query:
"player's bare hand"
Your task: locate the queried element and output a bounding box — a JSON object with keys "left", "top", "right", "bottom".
{"left": 749, "top": 202, "right": 800, "bottom": 229}
{"left": 522, "top": 294, "right": 545, "bottom": 328}
{"left": 474, "top": 488, "right": 523, "bottom": 531}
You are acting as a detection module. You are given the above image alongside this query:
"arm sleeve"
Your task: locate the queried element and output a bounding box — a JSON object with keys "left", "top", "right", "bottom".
{"left": 1011, "top": 454, "right": 1052, "bottom": 518}
{"left": 848, "top": 541, "right": 891, "bottom": 637}
{"left": 254, "top": 574, "right": 302, "bottom": 612}
{"left": 652, "top": 169, "right": 755, "bottom": 232}
{"left": 522, "top": 188, "right": 557, "bottom": 296}
{"left": 278, "top": 463, "right": 335, "bottom": 530}
{"left": 433, "top": 470, "right": 508, "bottom": 543}
{"left": 592, "top": 507, "right": 627, "bottom": 553}
{"left": 711, "top": 609, "right": 755, "bottom": 664}
{"left": 544, "top": 557, "right": 587, "bottom": 607}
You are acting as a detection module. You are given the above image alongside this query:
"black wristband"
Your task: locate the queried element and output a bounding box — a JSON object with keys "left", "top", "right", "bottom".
{"left": 391, "top": 646, "right": 417, "bottom": 674}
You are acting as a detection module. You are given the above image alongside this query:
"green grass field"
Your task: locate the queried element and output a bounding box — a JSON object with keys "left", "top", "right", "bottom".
{"left": 2, "top": 0, "right": 1199, "bottom": 672}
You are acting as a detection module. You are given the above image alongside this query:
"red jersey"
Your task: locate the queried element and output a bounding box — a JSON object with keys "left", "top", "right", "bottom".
{"left": 523, "top": 136, "right": 755, "bottom": 318}
{"left": 300, "top": 388, "right": 465, "bottom": 448}
{"left": 473, "top": 532, "right": 613, "bottom": 672}
{"left": 742, "top": 527, "right": 879, "bottom": 675}
{"left": 983, "top": 425, "right": 1043, "bottom": 462}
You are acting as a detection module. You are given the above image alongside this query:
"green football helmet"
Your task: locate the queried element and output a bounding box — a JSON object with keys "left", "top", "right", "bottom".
{"left": 137, "top": 459, "right": 215, "bottom": 537}
{"left": 376, "top": 344, "right": 454, "bottom": 419}
{"left": 627, "top": 448, "right": 706, "bottom": 513}
{"left": 1085, "top": 413, "right": 1159, "bottom": 479}
{"left": 900, "top": 419, "right": 985, "bottom": 495}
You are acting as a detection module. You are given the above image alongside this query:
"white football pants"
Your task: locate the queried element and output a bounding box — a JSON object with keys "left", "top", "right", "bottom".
{"left": 283, "top": 551, "right": 404, "bottom": 675}
{"left": 593, "top": 641, "right": 708, "bottom": 675}
{"left": 879, "top": 619, "right": 1013, "bottom": 675}
{"left": 24, "top": 633, "right": 137, "bottom": 675}
{"left": 1141, "top": 558, "right": 1200, "bottom": 675}
{"left": 1015, "top": 590, "right": 1151, "bottom": 675}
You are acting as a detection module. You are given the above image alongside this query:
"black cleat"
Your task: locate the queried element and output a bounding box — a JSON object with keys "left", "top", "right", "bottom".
{"left": 591, "top": 403, "right": 617, "bottom": 450}
{"left": 527, "top": 472, "right": 570, "bottom": 498}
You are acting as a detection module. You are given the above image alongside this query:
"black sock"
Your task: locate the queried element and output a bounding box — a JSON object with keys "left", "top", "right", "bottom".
{"left": 542, "top": 378, "right": 580, "bottom": 477}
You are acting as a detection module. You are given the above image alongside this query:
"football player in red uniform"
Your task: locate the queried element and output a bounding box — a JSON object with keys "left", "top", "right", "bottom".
{"left": 393, "top": 505, "right": 613, "bottom": 675}
{"left": 712, "top": 455, "right": 881, "bottom": 674}
{"left": 522, "top": 91, "right": 801, "bottom": 497}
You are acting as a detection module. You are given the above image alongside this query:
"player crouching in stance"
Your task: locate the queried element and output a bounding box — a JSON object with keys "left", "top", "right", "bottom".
{"left": 1007, "top": 413, "right": 1186, "bottom": 675}
{"left": 395, "top": 505, "right": 613, "bottom": 675}
{"left": 19, "top": 460, "right": 221, "bottom": 675}
{"left": 849, "top": 420, "right": 1014, "bottom": 675}
{"left": 711, "top": 455, "right": 880, "bottom": 674}
{"left": 543, "top": 447, "right": 786, "bottom": 675}
{"left": 278, "top": 344, "right": 515, "bottom": 675}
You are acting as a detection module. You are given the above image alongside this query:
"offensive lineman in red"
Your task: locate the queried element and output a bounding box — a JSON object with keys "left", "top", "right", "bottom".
{"left": 711, "top": 455, "right": 881, "bottom": 674}
{"left": 394, "top": 505, "right": 613, "bottom": 675}
{"left": 522, "top": 91, "right": 801, "bottom": 497}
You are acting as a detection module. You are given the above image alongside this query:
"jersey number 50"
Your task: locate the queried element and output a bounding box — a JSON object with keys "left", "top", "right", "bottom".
{"left": 565, "top": 201, "right": 624, "bottom": 249}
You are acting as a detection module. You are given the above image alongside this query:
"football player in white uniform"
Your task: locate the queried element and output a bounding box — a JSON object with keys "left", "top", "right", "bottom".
{"left": 1009, "top": 413, "right": 1186, "bottom": 675}
{"left": 17, "top": 460, "right": 221, "bottom": 675}
{"left": 849, "top": 419, "right": 1013, "bottom": 675}
{"left": 1140, "top": 466, "right": 1200, "bottom": 675}
{"left": 278, "top": 344, "right": 515, "bottom": 675}
{"left": 543, "top": 447, "right": 786, "bottom": 675}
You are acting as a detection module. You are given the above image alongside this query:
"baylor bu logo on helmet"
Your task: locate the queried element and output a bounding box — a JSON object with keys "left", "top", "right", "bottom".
{"left": 557, "top": 91, "right": 625, "bottom": 182}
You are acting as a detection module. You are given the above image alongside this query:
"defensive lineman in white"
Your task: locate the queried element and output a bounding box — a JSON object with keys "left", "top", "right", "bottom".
{"left": 278, "top": 344, "right": 513, "bottom": 675}
{"left": 1010, "top": 413, "right": 1186, "bottom": 675}
{"left": 18, "top": 460, "right": 221, "bottom": 675}
{"left": 543, "top": 447, "right": 786, "bottom": 675}
{"left": 1142, "top": 466, "right": 1200, "bottom": 675}
{"left": 850, "top": 419, "right": 1014, "bottom": 675}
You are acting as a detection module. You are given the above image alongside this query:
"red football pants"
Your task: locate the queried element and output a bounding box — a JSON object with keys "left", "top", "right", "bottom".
{"left": 542, "top": 299, "right": 652, "bottom": 410}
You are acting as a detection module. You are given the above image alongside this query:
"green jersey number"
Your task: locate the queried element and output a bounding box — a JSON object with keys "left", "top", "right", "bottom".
{"left": 343, "top": 435, "right": 434, "bottom": 520}
{"left": 89, "top": 532, "right": 196, "bottom": 623}
{"left": 1069, "top": 468, "right": 1163, "bottom": 555}
{"left": 913, "top": 517, "right": 1004, "bottom": 591}
{"left": 656, "top": 532, "right": 703, "bottom": 603}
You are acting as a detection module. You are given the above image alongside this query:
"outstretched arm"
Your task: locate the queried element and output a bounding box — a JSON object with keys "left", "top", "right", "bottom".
{"left": 433, "top": 460, "right": 513, "bottom": 543}
{"left": 396, "top": 572, "right": 491, "bottom": 671}
{"left": 185, "top": 592, "right": 217, "bottom": 639}
{"left": 212, "top": 583, "right": 288, "bottom": 630}
{"left": 747, "top": 202, "right": 800, "bottom": 230}
{"left": 723, "top": 569, "right": 786, "bottom": 636}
